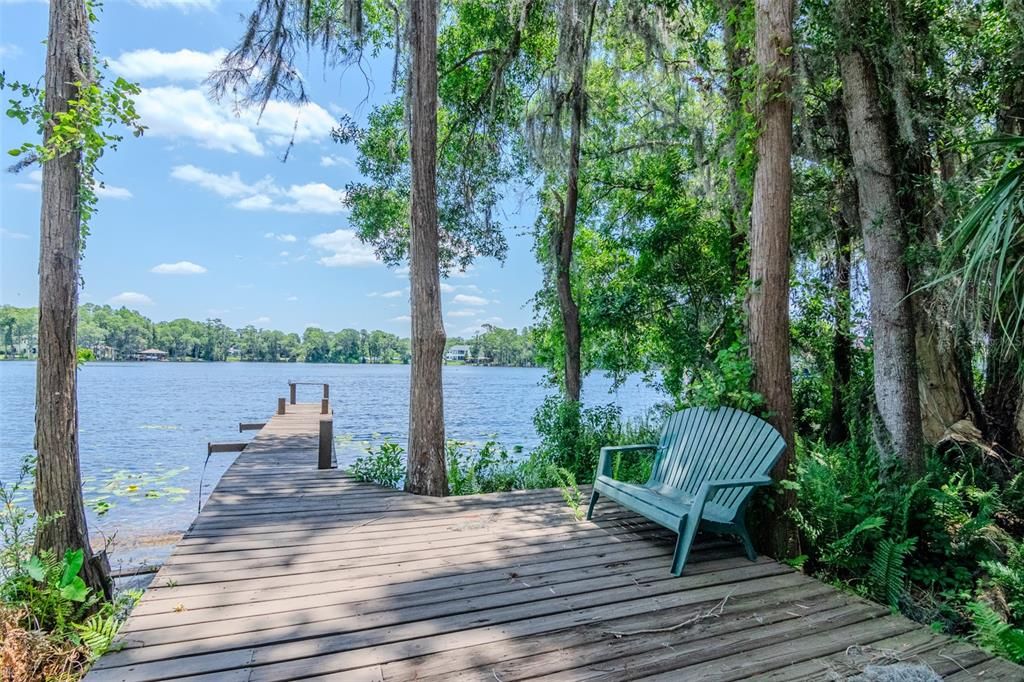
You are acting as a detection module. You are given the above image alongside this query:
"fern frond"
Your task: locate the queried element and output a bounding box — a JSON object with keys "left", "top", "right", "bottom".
{"left": 870, "top": 537, "right": 917, "bottom": 608}
{"left": 76, "top": 612, "right": 121, "bottom": 659}
{"left": 969, "top": 602, "right": 1024, "bottom": 663}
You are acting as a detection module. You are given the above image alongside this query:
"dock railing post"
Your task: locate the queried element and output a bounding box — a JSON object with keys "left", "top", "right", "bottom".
{"left": 321, "top": 398, "right": 329, "bottom": 415}
{"left": 323, "top": 383, "right": 330, "bottom": 400}
{"left": 289, "top": 383, "right": 297, "bottom": 405}
{"left": 318, "top": 416, "right": 333, "bottom": 469}
{"left": 277, "top": 397, "right": 286, "bottom": 415}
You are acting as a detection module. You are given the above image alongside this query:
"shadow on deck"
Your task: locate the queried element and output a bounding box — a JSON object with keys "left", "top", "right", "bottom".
{"left": 86, "top": 407, "right": 1023, "bottom": 681}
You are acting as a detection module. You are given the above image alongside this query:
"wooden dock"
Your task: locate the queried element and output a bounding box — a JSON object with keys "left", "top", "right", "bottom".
{"left": 87, "top": 399, "right": 1023, "bottom": 681}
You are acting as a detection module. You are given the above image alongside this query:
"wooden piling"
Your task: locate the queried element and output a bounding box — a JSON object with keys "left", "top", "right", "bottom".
{"left": 318, "top": 416, "right": 333, "bottom": 469}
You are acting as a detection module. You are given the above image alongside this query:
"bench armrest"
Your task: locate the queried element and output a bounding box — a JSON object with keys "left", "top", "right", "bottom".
{"left": 701, "top": 475, "right": 774, "bottom": 493}
{"left": 596, "top": 444, "right": 659, "bottom": 479}
{"left": 692, "top": 475, "right": 774, "bottom": 519}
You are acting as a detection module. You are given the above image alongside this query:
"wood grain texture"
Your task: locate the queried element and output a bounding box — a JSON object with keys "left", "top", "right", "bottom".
{"left": 86, "top": 402, "right": 1022, "bottom": 681}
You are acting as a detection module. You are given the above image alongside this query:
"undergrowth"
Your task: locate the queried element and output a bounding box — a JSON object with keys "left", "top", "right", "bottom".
{"left": 790, "top": 437, "right": 1024, "bottom": 662}
{"left": 1, "top": 456, "right": 140, "bottom": 681}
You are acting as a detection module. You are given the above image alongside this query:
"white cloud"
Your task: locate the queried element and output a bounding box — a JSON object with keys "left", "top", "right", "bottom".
{"left": 391, "top": 315, "right": 411, "bottom": 322}
{"left": 130, "top": 0, "right": 220, "bottom": 9}
{"left": 135, "top": 83, "right": 334, "bottom": 156}
{"left": 310, "top": 229, "right": 378, "bottom": 267}
{"left": 250, "top": 316, "right": 271, "bottom": 326}
{"left": 247, "top": 100, "right": 335, "bottom": 147}
{"left": 0, "top": 44, "right": 22, "bottom": 60}
{"left": 279, "top": 250, "right": 289, "bottom": 257}
{"left": 286, "top": 295, "right": 299, "bottom": 302}
{"left": 172, "top": 164, "right": 345, "bottom": 214}
{"left": 452, "top": 294, "right": 488, "bottom": 306}
{"left": 320, "top": 154, "right": 355, "bottom": 168}
{"left": 136, "top": 87, "right": 263, "bottom": 155}
{"left": 440, "top": 283, "right": 455, "bottom": 293}
{"left": 15, "top": 169, "right": 130, "bottom": 199}
{"left": 96, "top": 184, "right": 133, "bottom": 200}
{"left": 0, "top": 228, "right": 29, "bottom": 240}
{"left": 369, "top": 290, "right": 404, "bottom": 299}
{"left": 108, "top": 48, "right": 226, "bottom": 82}
{"left": 264, "top": 232, "right": 298, "bottom": 243}
{"left": 448, "top": 309, "right": 477, "bottom": 318}
{"left": 171, "top": 165, "right": 268, "bottom": 197}
{"left": 151, "top": 261, "right": 206, "bottom": 275}
{"left": 109, "top": 292, "right": 154, "bottom": 306}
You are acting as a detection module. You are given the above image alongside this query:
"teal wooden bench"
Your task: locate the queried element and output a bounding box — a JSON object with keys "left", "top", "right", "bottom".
{"left": 587, "top": 406, "right": 786, "bottom": 576}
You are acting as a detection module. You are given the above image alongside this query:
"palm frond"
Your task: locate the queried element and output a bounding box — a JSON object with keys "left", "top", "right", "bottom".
{"left": 942, "top": 136, "right": 1024, "bottom": 345}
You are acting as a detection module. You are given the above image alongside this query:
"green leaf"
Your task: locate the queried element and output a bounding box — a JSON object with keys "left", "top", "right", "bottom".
{"left": 60, "top": 548, "right": 85, "bottom": 587}
{"left": 60, "top": 575, "right": 89, "bottom": 602}
{"left": 25, "top": 554, "right": 46, "bottom": 581}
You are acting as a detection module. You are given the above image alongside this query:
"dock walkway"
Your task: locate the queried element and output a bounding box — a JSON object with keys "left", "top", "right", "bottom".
{"left": 87, "top": 400, "right": 1023, "bottom": 681}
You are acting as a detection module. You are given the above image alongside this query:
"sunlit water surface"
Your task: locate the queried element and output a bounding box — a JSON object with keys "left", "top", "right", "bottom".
{"left": 0, "top": 361, "right": 663, "bottom": 569}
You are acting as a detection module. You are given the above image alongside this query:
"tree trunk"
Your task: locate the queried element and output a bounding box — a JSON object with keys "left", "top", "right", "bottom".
{"left": 827, "top": 180, "right": 855, "bottom": 445}
{"left": 555, "top": 87, "right": 584, "bottom": 404}
{"left": 747, "top": 0, "right": 799, "bottom": 559}
{"left": 405, "top": 0, "right": 447, "bottom": 497}
{"left": 552, "top": 0, "right": 596, "bottom": 405}
{"left": 34, "top": 0, "right": 111, "bottom": 598}
{"left": 838, "top": 47, "right": 924, "bottom": 475}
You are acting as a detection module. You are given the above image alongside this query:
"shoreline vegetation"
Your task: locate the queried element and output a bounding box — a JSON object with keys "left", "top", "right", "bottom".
{"left": 0, "top": 304, "right": 540, "bottom": 367}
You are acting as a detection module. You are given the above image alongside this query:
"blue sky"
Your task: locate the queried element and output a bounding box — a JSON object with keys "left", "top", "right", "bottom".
{"left": 0, "top": 0, "right": 543, "bottom": 337}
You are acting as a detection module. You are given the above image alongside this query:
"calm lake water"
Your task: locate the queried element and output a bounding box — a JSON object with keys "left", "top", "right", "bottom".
{"left": 0, "top": 361, "right": 663, "bottom": 569}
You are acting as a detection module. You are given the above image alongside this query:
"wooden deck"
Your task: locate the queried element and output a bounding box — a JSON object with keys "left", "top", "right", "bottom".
{"left": 87, "top": 402, "right": 1024, "bottom": 681}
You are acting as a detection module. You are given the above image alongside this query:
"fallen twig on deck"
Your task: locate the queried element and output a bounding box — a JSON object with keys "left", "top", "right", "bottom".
{"left": 601, "top": 590, "right": 733, "bottom": 638}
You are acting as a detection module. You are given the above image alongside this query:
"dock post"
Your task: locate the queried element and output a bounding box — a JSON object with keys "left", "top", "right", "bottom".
{"left": 321, "top": 398, "right": 329, "bottom": 415}
{"left": 277, "top": 397, "right": 286, "bottom": 415}
{"left": 289, "top": 383, "right": 297, "bottom": 405}
{"left": 323, "top": 383, "right": 330, "bottom": 400}
{"left": 318, "top": 416, "right": 333, "bottom": 469}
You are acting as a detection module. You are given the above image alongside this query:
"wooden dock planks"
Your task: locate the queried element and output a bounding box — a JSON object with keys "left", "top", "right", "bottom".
{"left": 87, "top": 404, "right": 1024, "bottom": 681}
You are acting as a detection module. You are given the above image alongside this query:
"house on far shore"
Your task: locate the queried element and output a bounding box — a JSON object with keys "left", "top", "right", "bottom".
{"left": 445, "top": 344, "right": 471, "bottom": 362}
{"left": 134, "top": 348, "right": 169, "bottom": 362}
{"left": 90, "top": 344, "right": 116, "bottom": 361}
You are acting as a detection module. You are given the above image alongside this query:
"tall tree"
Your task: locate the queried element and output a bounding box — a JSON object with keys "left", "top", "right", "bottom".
{"left": 213, "top": 0, "right": 456, "bottom": 495}
{"left": 33, "top": 0, "right": 110, "bottom": 596}
{"left": 747, "top": 0, "right": 799, "bottom": 556}
{"left": 531, "top": 0, "right": 597, "bottom": 403}
{"left": 405, "top": 0, "right": 448, "bottom": 496}
{"left": 552, "top": 0, "right": 596, "bottom": 403}
{"left": 836, "top": 36, "right": 925, "bottom": 474}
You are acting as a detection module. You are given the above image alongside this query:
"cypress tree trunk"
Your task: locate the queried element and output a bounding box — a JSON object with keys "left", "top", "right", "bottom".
{"left": 748, "top": 0, "right": 799, "bottom": 558}
{"left": 405, "top": 0, "right": 447, "bottom": 497}
{"left": 838, "top": 47, "right": 924, "bottom": 475}
{"left": 34, "top": 0, "right": 111, "bottom": 598}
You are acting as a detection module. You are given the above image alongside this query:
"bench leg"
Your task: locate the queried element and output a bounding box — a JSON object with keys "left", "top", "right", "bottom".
{"left": 670, "top": 514, "right": 700, "bottom": 576}
{"left": 586, "top": 490, "right": 600, "bottom": 520}
{"left": 737, "top": 525, "right": 758, "bottom": 562}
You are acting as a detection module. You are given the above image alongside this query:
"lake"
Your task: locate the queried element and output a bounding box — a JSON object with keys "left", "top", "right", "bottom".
{"left": 0, "top": 361, "right": 663, "bottom": 570}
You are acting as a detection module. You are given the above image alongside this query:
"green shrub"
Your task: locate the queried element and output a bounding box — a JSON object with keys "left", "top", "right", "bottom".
{"left": 446, "top": 440, "right": 523, "bottom": 495}
{"left": 532, "top": 396, "right": 659, "bottom": 483}
{"left": 349, "top": 440, "right": 406, "bottom": 488}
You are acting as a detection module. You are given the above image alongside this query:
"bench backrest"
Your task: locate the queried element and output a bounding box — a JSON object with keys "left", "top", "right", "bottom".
{"left": 648, "top": 406, "right": 785, "bottom": 512}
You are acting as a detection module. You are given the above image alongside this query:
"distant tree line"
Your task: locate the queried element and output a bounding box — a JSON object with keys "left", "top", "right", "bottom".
{"left": 446, "top": 324, "right": 538, "bottom": 367}
{"left": 0, "top": 304, "right": 540, "bottom": 366}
